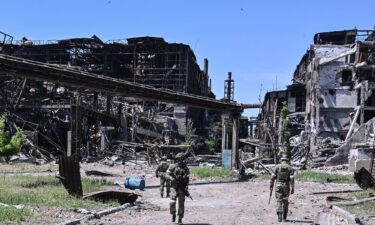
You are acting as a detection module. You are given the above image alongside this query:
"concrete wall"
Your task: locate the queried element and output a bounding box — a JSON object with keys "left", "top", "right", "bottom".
{"left": 314, "top": 45, "right": 356, "bottom": 139}
{"left": 349, "top": 148, "right": 372, "bottom": 172}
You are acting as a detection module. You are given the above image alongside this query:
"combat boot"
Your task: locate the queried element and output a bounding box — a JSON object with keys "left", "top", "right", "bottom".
{"left": 277, "top": 213, "right": 282, "bottom": 222}
{"left": 283, "top": 211, "right": 287, "bottom": 221}
{"left": 172, "top": 214, "right": 176, "bottom": 222}
{"left": 166, "top": 193, "right": 170, "bottom": 198}
{"left": 178, "top": 217, "right": 183, "bottom": 224}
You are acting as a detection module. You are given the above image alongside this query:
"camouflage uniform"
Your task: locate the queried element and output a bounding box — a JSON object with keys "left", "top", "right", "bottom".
{"left": 270, "top": 158, "right": 294, "bottom": 222}
{"left": 156, "top": 157, "right": 170, "bottom": 197}
{"left": 166, "top": 153, "right": 190, "bottom": 224}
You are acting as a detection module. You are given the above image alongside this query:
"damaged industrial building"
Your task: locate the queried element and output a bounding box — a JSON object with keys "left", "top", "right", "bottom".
{"left": 257, "top": 29, "right": 375, "bottom": 173}
{"left": 4, "top": 28, "right": 375, "bottom": 178}
{"left": 0, "top": 31, "right": 255, "bottom": 195}
{"left": 0, "top": 32, "right": 220, "bottom": 155}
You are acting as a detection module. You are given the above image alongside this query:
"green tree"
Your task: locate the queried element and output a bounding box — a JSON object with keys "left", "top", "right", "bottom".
{"left": 280, "top": 102, "right": 291, "bottom": 158}
{"left": 0, "top": 117, "right": 24, "bottom": 161}
{"left": 185, "top": 118, "right": 196, "bottom": 145}
{"left": 205, "top": 121, "right": 222, "bottom": 153}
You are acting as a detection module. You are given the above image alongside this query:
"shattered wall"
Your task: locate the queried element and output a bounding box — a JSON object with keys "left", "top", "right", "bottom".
{"left": 258, "top": 29, "right": 375, "bottom": 168}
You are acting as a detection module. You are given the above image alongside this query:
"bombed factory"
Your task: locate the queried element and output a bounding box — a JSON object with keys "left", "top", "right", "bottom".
{"left": 256, "top": 29, "right": 375, "bottom": 175}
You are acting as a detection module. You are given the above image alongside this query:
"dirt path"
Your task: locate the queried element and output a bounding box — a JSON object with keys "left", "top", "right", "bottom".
{"left": 0, "top": 162, "right": 359, "bottom": 225}
{"left": 81, "top": 164, "right": 357, "bottom": 225}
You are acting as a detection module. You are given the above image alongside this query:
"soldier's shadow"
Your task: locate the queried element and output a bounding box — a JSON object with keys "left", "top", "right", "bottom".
{"left": 182, "top": 224, "right": 212, "bottom": 225}
{"left": 284, "top": 219, "right": 313, "bottom": 223}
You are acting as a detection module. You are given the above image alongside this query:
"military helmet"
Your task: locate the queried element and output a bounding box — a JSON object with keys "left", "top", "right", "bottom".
{"left": 175, "top": 152, "right": 185, "bottom": 160}
{"left": 280, "top": 155, "right": 289, "bottom": 161}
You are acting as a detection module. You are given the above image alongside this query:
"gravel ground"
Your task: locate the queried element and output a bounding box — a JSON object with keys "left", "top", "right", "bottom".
{"left": 80, "top": 163, "right": 357, "bottom": 225}
{"left": 1, "top": 162, "right": 360, "bottom": 225}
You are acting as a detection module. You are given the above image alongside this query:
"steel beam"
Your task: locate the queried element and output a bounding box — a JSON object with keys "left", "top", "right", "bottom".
{"left": 0, "top": 54, "right": 242, "bottom": 113}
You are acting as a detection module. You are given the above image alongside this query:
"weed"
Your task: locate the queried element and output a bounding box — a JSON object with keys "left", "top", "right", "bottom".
{"left": 295, "top": 171, "right": 355, "bottom": 183}
{"left": 0, "top": 175, "right": 118, "bottom": 222}
{"left": 335, "top": 189, "right": 375, "bottom": 217}
{"left": 190, "top": 167, "right": 237, "bottom": 178}
{"left": 0, "top": 162, "right": 58, "bottom": 173}
{"left": 257, "top": 170, "right": 355, "bottom": 184}
{"left": 258, "top": 173, "right": 272, "bottom": 180}
{"left": 0, "top": 206, "right": 32, "bottom": 223}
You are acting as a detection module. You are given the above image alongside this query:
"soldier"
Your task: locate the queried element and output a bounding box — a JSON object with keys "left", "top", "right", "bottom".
{"left": 166, "top": 152, "right": 190, "bottom": 224}
{"left": 155, "top": 156, "right": 170, "bottom": 198}
{"left": 270, "top": 155, "right": 295, "bottom": 222}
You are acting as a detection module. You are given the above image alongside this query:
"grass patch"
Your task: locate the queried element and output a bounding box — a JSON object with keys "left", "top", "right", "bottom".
{"left": 295, "top": 171, "right": 355, "bottom": 183}
{"left": 257, "top": 170, "right": 355, "bottom": 184}
{"left": 257, "top": 173, "right": 272, "bottom": 180}
{"left": 336, "top": 189, "right": 375, "bottom": 218}
{"left": 0, "top": 175, "right": 119, "bottom": 222}
{"left": 0, "top": 162, "right": 58, "bottom": 173}
{"left": 190, "top": 167, "right": 237, "bottom": 178}
{"left": 340, "top": 202, "right": 375, "bottom": 217}
{"left": 0, "top": 206, "right": 32, "bottom": 223}
{"left": 347, "top": 188, "right": 375, "bottom": 200}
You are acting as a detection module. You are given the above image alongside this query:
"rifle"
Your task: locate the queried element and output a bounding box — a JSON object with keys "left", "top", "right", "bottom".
{"left": 168, "top": 168, "right": 191, "bottom": 200}
{"left": 268, "top": 184, "right": 273, "bottom": 205}
{"left": 185, "top": 190, "right": 193, "bottom": 201}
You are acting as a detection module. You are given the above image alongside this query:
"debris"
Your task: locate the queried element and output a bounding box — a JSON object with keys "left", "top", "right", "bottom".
{"left": 242, "top": 157, "right": 263, "bottom": 168}
{"left": 57, "top": 203, "right": 134, "bottom": 225}
{"left": 73, "top": 208, "right": 91, "bottom": 214}
{"left": 330, "top": 196, "right": 375, "bottom": 206}
{"left": 124, "top": 178, "right": 146, "bottom": 190}
{"left": 312, "top": 190, "right": 361, "bottom": 195}
{"left": 85, "top": 170, "right": 117, "bottom": 177}
{"left": 354, "top": 167, "right": 375, "bottom": 189}
{"left": 83, "top": 191, "right": 138, "bottom": 204}
{"left": 0, "top": 203, "right": 9, "bottom": 207}
{"left": 257, "top": 161, "right": 273, "bottom": 175}
{"left": 326, "top": 196, "right": 351, "bottom": 205}
{"left": 14, "top": 204, "right": 25, "bottom": 209}
{"left": 0, "top": 203, "right": 25, "bottom": 209}
{"left": 57, "top": 155, "right": 83, "bottom": 197}
{"left": 332, "top": 205, "right": 362, "bottom": 225}
{"left": 256, "top": 29, "right": 375, "bottom": 170}
{"left": 314, "top": 212, "right": 337, "bottom": 225}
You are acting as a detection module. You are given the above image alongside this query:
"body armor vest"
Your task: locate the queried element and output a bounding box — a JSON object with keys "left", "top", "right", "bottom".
{"left": 277, "top": 163, "right": 291, "bottom": 182}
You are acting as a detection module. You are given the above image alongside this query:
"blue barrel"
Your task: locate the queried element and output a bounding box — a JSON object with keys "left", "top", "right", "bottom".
{"left": 124, "top": 178, "right": 145, "bottom": 190}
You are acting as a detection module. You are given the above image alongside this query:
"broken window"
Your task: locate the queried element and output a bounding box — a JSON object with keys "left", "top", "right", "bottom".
{"left": 337, "top": 70, "right": 353, "bottom": 85}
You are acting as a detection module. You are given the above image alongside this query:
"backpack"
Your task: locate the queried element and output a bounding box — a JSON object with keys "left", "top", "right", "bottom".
{"left": 277, "top": 163, "right": 291, "bottom": 182}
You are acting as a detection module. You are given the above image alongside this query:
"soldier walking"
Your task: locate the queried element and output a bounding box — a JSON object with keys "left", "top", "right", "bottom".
{"left": 270, "top": 155, "right": 295, "bottom": 222}
{"left": 166, "top": 152, "right": 190, "bottom": 224}
{"left": 155, "top": 156, "right": 170, "bottom": 198}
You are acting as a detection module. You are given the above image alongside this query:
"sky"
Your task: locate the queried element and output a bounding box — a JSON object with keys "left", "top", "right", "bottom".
{"left": 1, "top": 0, "right": 375, "bottom": 117}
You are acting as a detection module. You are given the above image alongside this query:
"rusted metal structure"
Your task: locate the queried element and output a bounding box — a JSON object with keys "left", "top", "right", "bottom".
{"left": 0, "top": 54, "right": 241, "bottom": 111}
{"left": 0, "top": 30, "right": 258, "bottom": 175}
{"left": 0, "top": 35, "right": 217, "bottom": 136}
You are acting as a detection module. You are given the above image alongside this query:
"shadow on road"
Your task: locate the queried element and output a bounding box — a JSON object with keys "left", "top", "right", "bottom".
{"left": 145, "top": 179, "right": 248, "bottom": 189}
{"left": 285, "top": 219, "right": 314, "bottom": 224}
{"left": 182, "top": 224, "right": 212, "bottom": 225}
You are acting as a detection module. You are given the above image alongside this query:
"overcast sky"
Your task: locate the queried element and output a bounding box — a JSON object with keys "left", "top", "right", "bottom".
{"left": 1, "top": 0, "right": 375, "bottom": 117}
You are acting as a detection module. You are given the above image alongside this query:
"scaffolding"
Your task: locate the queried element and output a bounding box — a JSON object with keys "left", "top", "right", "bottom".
{"left": 2, "top": 36, "right": 210, "bottom": 97}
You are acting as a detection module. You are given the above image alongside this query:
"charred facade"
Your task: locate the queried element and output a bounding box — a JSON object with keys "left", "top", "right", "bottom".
{"left": 258, "top": 29, "right": 375, "bottom": 171}
{"left": 0, "top": 32, "right": 218, "bottom": 160}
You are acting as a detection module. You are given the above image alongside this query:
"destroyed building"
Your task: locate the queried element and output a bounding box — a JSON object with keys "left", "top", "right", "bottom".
{"left": 0, "top": 32, "right": 219, "bottom": 160}
{"left": 258, "top": 29, "right": 375, "bottom": 172}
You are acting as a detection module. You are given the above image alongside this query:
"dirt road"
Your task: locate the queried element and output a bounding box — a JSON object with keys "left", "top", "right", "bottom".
{"left": 82, "top": 163, "right": 356, "bottom": 225}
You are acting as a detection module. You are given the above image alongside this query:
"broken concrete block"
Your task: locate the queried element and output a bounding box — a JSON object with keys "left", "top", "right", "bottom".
{"left": 348, "top": 149, "right": 373, "bottom": 172}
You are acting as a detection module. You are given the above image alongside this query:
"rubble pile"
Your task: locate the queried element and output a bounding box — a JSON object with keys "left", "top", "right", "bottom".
{"left": 255, "top": 29, "right": 375, "bottom": 172}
